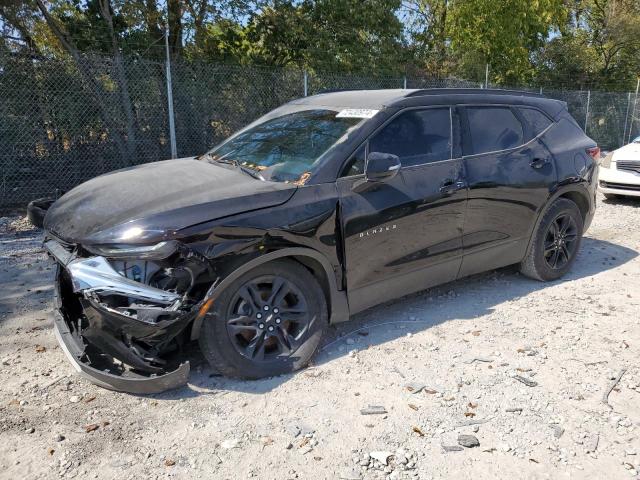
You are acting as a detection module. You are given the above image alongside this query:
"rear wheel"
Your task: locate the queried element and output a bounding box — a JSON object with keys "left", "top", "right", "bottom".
{"left": 198, "top": 259, "right": 327, "bottom": 379}
{"left": 519, "top": 198, "right": 583, "bottom": 281}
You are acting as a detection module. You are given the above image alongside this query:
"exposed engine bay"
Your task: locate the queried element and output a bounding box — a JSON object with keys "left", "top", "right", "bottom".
{"left": 85, "top": 255, "right": 207, "bottom": 325}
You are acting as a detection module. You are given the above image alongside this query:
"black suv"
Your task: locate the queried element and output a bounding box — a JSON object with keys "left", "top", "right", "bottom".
{"left": 44, "top": 89, "right": 598, "bottom": 393}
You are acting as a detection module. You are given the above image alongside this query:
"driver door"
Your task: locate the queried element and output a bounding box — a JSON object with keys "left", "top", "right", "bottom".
{"left": 337, "top": 107, "right": 468, "bottom": 314}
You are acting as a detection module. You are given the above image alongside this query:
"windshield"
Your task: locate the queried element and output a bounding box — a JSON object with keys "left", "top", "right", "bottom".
{"left": 205, "top": 109, "right": 364, "bottom": 183}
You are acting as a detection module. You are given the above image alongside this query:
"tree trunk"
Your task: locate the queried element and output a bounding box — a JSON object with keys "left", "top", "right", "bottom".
{"left": 34, "top": 0, "right": 129, "bottom": 161}
{"left": 98, "top": 0, "right": 138, "bottom": 164}
{"left": 0, "top": 6, "right": 40, "bottom": 55}
{"left": 167, "top": 0, "right": 183, "bottom": 57}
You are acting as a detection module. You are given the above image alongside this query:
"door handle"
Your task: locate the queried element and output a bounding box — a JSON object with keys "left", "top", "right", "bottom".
{"left": 439, "top": 179, "right": 466, "bottom": 195}
{"left": 530, "top": 158, "right": 549, "bottom": 169}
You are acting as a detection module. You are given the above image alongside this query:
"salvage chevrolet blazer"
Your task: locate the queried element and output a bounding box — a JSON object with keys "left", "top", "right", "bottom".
{"left": 43, "top": 89, "right": 599, "bottom": 393}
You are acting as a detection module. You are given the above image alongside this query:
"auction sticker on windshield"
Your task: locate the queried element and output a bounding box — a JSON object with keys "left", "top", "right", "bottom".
{"left": 336, "top": 109, "right": 379, "bottom": 119}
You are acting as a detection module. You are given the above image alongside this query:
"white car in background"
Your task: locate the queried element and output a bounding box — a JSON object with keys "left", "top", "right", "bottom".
{"left": 599, "top": 137, "right": 640, "bottom": 199}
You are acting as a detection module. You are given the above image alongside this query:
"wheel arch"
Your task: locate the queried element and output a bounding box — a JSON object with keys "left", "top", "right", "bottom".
{"left": 190, "top": 248, "right": 349, "bottom": 340}
{"left": 557, "top": 189, "right": 590, "bottom": 224}
{"left": 523, "top": 184, "right": 591, "bottom": 258}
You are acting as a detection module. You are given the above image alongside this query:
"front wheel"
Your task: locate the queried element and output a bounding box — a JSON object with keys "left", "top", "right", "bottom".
{"left": 519, "top": 198, "right": 584, "bottom": 281}
{"left": 198, "top": 259, "right": 327, "bottom": 379}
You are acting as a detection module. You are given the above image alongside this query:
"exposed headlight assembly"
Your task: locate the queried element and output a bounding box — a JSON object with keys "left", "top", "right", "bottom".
{"left": 600, "top": 152, "right": 614, "bottom": 168}
{"left": 84, "top": 241, "right": 178, "bottom": 260}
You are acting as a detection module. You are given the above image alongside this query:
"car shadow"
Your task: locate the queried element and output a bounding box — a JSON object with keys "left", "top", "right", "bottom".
{"left": 602, "top": 195, "right": 640, "bottom": 206}
{"left": 598, "top": 193, "right": 640, "bottom": 207}
{"left": 163, "top": 236, "right": 637, "bottom": 399}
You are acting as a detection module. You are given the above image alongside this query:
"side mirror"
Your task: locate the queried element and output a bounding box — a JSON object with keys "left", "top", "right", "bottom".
{"left": 365, "top": 152, "right": 401, "bottom": 183}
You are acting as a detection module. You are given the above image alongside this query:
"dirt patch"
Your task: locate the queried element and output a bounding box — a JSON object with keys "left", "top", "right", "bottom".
{"left": 1, "top": 194, "right": 640, "bottom": 479}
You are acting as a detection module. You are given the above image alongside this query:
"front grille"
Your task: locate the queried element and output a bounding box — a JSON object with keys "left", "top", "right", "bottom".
{"left": 600, "top": 180, "right": 640, "bottom": 191}
{"left": 617, "top": 161, "right": 640, "bottom": 174}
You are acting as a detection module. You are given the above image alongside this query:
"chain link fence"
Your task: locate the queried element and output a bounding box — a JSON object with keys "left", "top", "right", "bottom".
{"left": 1, "top": 50, "right": 639, "bottom": 208}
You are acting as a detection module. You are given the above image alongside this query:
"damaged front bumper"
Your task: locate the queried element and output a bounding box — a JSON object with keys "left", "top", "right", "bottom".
{"left": 53, "top": 308, "right": 190, "bottom": 394}
{"left": 46, "top": 239, "right": 191, "bottom": 394}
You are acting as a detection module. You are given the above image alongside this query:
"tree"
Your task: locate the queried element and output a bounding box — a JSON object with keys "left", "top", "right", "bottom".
{"left": 243, "top": 0, "right": 407, "bottom": 74}
{"left": 32, "top": 0, "right": 141, "bottom": 160}
{"left": 447, "top": 0, "right": 566, "bottom": 85}
{"left": 533, "top": 0, "right": 640, "bottom": 90}
{"left": 401, "top": 0, "right": 450, "bottom": 75}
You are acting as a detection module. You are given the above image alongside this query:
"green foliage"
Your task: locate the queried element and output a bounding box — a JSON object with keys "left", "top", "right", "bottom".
{"left": 0, "top": 0, "right": 638, "bottom": 87}
{"left": 446, "top": 0, "right": 567, "bottom": 84}
{"left": 243, "top": 0, "right": 407, "bottom": 73}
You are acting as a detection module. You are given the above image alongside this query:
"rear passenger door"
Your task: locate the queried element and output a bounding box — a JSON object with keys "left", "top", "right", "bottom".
{"left": 459, "top": 105, "right": 557, "bottom": 277}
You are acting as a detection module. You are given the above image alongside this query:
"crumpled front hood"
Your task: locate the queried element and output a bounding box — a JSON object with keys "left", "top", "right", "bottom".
{"left": 44, "top": 158, "right": 297, "bottom": 244}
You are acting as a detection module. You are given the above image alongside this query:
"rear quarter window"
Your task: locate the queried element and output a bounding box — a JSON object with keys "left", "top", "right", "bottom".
{"left": 466, "top": 107, "right": 524, "bottom": 155}
{"left": 519, "top": 107, "right": 553, "bottom": 137}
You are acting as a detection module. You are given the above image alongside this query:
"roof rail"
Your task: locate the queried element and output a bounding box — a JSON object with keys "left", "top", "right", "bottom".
{"left": 316, "top": 88, "right": 360, "bottom": 94}
{"left": 406, "top": 88, "right": 544, "bottom": 98}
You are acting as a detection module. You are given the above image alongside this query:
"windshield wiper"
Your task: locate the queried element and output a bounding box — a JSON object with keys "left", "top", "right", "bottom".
{"left": 202, "top": 153, "right": 264, "bottom": 181}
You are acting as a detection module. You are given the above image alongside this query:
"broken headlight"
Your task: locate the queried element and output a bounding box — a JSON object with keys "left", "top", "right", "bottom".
{"left": 600, "top": 152, "right": 614, "bottom": 168}
{"left": 84, "top": 241, "right": 177, "bottom": 260}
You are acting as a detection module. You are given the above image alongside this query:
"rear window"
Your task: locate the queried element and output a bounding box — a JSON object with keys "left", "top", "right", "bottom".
{"left": 466, "top": 107, "right": 524, "bottom": 155}
{"left": 519, "top": 107, "right": 553, "bottom": 136}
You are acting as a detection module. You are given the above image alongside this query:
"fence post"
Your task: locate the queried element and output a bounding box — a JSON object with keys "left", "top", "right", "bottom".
{"left": 485, "top": 63, "right": 489, "bottom": 89}
{"left": 539, "top": 87, "right": 543, "bottom": 95}
{"left": 628, "top": 78, "right": 640, "bottom": 144}
{"left": 403, "top": 76, "right": 407, "bottom": 89}
{"left": 164, "top": 27, "right": 177, "bottom": 159}
{"left": 303, "top": 70, "right": 308, "bottom": 97}
{"left": 584, "top": 90, "right": 591, "bottom": 134}
{"left": 623, "top": 92, "right": 632, "bottom": 146}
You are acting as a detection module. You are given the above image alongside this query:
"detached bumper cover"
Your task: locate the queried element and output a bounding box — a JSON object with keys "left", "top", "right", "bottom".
{"left": 46, "top": 238, "right": 191, "bottom": 394}
{"left": 53, "top": 307, "right": 190, "bottom": 394}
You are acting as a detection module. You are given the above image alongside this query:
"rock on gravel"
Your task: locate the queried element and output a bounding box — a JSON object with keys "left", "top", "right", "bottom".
{"left": 458, "top": 434, "right": 480, "bottom": 448}
{"left": 339, "top": 468, "right": 362, "bottom": 480}
{"left": 360, "top": 405, "right": 387, "bottom": 415}
{"left": 220, "top": 438, "right": 240, "bottom": 449}
{"left": 369, "top": 451, "right": 393, "bottom": 465}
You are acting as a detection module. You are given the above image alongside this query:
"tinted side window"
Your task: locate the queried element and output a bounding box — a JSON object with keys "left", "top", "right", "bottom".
{"left": 519, "top": 107, "right": 553, "bottom": 136}
{"left": 369, "top": 108, "right": 451, "bottom": 167}
{"left": 342, "top": 144, "right": 366, "bottom": 177}
{"left": 466, "top": 107, "right": 524, "bottom": 155}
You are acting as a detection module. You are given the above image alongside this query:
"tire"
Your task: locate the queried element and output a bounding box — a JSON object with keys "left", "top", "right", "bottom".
{"left": 27, "top": 197, "right": 55, "bottom": 229}
{"left": 519, "top": 198, "right": 584, "bottom": 281}
{"left": 198, "top": 259, "right": 327, "bottom": 379}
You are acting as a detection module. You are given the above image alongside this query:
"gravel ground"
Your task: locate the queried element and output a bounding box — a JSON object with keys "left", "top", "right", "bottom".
{"left": 1, "top": 194, "right": 640, "bottom": 480}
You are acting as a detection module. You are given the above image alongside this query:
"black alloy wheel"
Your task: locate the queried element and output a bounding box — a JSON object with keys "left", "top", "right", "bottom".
{"left": 543, "top": 213, "right": 579, "bottom": 270}
{"left": 226, "top": 276, "right": 311, "bottom": 361}
{"left": 198, "top": 259, "right": 327, "bottom": 379}
{"left": 520, "top": 197, "right": 584, "bottom": 281}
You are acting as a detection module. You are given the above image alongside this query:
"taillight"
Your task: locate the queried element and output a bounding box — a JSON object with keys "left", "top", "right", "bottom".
{"left": 586, "top": 146, "right": 600, "bottom": 161}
